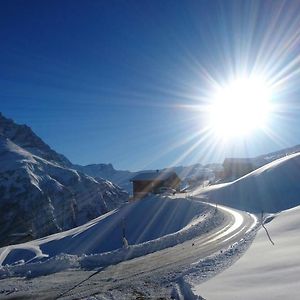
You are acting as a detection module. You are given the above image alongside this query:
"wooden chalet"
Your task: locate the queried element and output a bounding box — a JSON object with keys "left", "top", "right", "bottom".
{"left": 223, "top": 157, "right": 265, "bottom": 179}
{"left": 130, "top": 171, "right": 181, "bottom": 199}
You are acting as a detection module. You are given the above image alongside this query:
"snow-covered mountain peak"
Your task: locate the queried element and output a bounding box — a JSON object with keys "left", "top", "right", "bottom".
{"left": 0, "top": 113, "right": 128, "bottom": 247}
{"left": 0, "top": 113, "right": 71, "bottom": 167}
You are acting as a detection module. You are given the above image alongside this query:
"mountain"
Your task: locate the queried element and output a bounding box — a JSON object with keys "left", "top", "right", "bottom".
{"left": 73, "top": 163, "right": 136, "bottom": 193}
{"left": 0, "top": 113, "right": 71, "bottom": 167}
{"left": 0, "top": 113, "right": 128, "bottom": 247}
{"left": 195, "top": 152, "right": 300, "bottom": 213}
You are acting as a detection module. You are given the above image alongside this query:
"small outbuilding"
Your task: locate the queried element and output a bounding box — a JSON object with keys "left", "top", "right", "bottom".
{"left": 130, "top": 171, "right": 181, "bottom": 199}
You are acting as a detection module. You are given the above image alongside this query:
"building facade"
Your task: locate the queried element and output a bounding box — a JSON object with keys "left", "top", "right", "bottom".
{"left": 130, "top": 171, "right": 181, "bottom": 199}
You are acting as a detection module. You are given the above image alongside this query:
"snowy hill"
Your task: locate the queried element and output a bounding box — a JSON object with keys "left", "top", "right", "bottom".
{"left": 195, "top": 152, "right": 300, "bottom": 213}
{"left": 259, "top": 143, "right": 300, "bottom": 163}
{"left": 194, "top": 205, "right": 300, "bottom": 300}
{"left": 0, "top": 114, "right": 128, "bottom": 247}
{"left": 0, "top": 196, "right": 220, "bottom": 273}
{"left": 222, "top": 144, "right": 300, "bottom": 182}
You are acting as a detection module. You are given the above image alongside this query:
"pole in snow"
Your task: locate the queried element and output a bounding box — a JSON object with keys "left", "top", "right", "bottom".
{"left": 122, "top": 218, "right": 128, "bottom": 248}
{"left": 122, "top": 218, "right": 126, "bottom": 238}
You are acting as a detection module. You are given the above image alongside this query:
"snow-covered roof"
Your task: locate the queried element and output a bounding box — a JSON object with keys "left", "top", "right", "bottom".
{"left": 130, "top": 171, "right": 179, "bottom": 182}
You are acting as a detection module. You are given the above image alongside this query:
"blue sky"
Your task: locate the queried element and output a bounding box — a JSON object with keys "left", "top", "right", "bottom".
{"left": 2, "top": 0, "right": 300, "bottom": 171}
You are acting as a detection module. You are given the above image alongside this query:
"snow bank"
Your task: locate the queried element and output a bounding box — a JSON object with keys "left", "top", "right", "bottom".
{"left": 195, "top": 152, "right": 300, "bottom": 212}
{"left": 80, "top": 205, "right": 223, "bottom": 269}
{"left": 0, "top": 196, "right": 224, "bottom": 278}
{"left": 192, "top": 205, "right": 300, "bottom": 300}
{"left": 0, "top": 254, "right": 79, "bottom": 279}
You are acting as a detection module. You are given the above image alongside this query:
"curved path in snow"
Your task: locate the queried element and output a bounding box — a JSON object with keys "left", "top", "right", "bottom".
{"left": 84, "top": 200, "right": 257, "bottom": 284}
{"left": 1, "top": 198, "right": 257, "bottom": 299}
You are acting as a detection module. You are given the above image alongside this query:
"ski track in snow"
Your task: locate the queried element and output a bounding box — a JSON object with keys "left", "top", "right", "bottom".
{"left": 0, "top": 196, "right": 259, "bottom": 300}
{"left": 193, "top": 205, "right": 300, "bottom": 300}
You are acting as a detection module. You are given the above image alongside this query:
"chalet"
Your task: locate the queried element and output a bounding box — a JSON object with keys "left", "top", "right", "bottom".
{"left": 223, "top": 157, "right": 265, "bottom": 179}
{"left": 130, "top": 171, "right": 181, "bottom": 199}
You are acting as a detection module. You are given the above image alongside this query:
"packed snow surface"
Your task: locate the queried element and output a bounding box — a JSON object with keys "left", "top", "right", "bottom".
{"left": 193, "top": 205, "right": 300, "bottom": 300}
{"left": 195, "top": 152, "right": 300, "bottom": 212}
{"left": 0, "top": 196, "right": 211, "bottom": 269}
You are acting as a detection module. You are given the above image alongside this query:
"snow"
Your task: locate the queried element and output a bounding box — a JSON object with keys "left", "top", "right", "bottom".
{"left": 3, "top": 112, "right": 300, "bottom": 298}
{"left": 194, "top": 152, "right": 300, "bottom": 212}
{"left": 0, "top": 137, "right": 36, "bottom": 172}
{"left": 0, "top": 196, "right": 222, "bottom": 278}
{"left": 192, "top": 205, "right": 300, "bottom": 300}
{"left": 0, "top": 134, "right": 128, "bottom": 246}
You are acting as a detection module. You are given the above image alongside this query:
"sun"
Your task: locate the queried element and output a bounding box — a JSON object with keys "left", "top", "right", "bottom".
{"left": 208, "top": 76, "right": 273, "bottom": 139}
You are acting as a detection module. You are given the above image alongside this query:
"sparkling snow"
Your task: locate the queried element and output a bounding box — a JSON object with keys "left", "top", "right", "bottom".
{"left": 0, "top": 196, "right": 221, "bottom": 279}
{"left": 192, "top": 205, "right": 300, "bottom": 300}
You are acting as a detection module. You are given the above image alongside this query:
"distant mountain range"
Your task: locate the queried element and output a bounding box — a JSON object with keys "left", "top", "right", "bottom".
{"left": 0, "top": 113, "right": 128, "bottom": 247}
{"left": 74, "top": 145, "right": 300, "bottom": 193}
{"left": 73, "top": 163, "right": 136, "bottom": 193}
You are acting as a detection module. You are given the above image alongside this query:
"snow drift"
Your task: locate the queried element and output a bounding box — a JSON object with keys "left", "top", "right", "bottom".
{"left": 193, "top": 204, "right": 300, "bottom": 300}
{"left": 0, "top": 196, "right": 224, "bottom": 278}
{"left": 195, "top": 152, "right": 300, "bottom": 213}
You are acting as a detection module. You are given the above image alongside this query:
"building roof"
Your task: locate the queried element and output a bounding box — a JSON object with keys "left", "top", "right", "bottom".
{"left": 130, "top": 171, "right": 179, "bottom": 182}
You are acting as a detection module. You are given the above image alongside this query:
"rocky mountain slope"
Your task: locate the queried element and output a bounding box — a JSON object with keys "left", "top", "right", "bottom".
{"left": 0, "top": 114, "right": 128, "bottom": 247}
{"left": 0, "top": 113, "right": 71, "bottom": 167}
{"left": 73, "top": 163, "right": 135, "bottom": 192}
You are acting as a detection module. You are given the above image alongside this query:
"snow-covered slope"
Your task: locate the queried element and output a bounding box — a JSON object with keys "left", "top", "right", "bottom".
{"left": 193, "top": 205, "right": 300, "bottom": 300}
{"left": 73, "top": 163, "right": 136, "bottom": 192}
{"left": 259, "top": 143, "right": 300, "bottom": 163}
{"left": 195, "top": 152, "right": 300, "bottom": 213}
{"left": 0, "top": 114, "right": 128, "bottom": 247}
{"left": 0, "top": 113, "right": 71, "bottom": 167}
{"left": 0, "top": 196, "right": 216, "bottom": 270}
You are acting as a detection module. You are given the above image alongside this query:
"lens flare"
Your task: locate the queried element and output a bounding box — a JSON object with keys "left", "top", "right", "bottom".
{"left": 208, "top": 76, "right": 273, "bottom": 139}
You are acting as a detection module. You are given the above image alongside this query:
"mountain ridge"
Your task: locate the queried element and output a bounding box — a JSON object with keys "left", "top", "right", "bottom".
{"left": 0, "top": 113, "right": 128, "bottom": 247}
